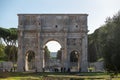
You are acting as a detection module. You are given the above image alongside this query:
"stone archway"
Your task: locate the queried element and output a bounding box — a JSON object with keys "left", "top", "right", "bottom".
{"left": 25, "top": 50, "right": 35, "bottom": 71}
{"left": 70, "top": 50, "right": 80, "bottom": 72}
{"left": 17, "top": 14, "right": 88, "bottom": 72}
{"left": 43, "top": 40, "right": 62, "bottom": 72}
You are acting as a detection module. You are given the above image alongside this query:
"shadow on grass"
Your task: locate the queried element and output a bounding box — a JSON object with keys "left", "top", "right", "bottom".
{"left": 0, "top": 72, "right": 118, "bottom": 80}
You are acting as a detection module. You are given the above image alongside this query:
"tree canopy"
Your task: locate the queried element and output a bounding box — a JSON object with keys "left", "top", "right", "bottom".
{"left": 88, "top": 11, "right": 120, "bottom": 72}
{"left": 0, "top": 27, "right": 17, "bottom": 46}
{"left": 44, "top": 46, "right": 50, "bottom": 62}
{"left": 0, "top": 27, "right": 18, "bottom": 62}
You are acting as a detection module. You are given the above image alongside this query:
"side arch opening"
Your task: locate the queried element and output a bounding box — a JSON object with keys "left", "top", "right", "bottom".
{"left": 25, "top": 50, "right": 35, "bottom": 71}
{"left": 70, "top": 50, "right": 80, "bottom": 72}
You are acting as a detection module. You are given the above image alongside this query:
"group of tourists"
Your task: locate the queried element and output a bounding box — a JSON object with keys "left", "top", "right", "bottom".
{"left": 42, "top": 67, "right": 71, "bottom": 72}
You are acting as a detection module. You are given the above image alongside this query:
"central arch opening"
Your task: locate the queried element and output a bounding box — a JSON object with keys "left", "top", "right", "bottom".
{"left": 43, "top": 40, "right": 62, "bottom": 72}
{"left": 46, "top": 41, "right": 61, "bottom": 53}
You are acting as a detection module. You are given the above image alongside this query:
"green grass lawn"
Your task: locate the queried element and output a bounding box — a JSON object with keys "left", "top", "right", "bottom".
{"left": 0, "top": 72, "right": 120, "bottom": 80}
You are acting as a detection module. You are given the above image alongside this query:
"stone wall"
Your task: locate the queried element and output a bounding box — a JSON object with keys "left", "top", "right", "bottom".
{"left": 0, "top": 61, "right": 13, "bottom": 72}
{"left": 89, "top": 61, "right": 104, "bottom": 72}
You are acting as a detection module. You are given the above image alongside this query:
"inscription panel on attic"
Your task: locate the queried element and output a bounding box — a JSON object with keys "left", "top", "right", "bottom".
{"left": 19, "top": 16, "right": 38, "bottom": 25}
{"left": 18, "top": 14, "right": 87, "bottom": 33}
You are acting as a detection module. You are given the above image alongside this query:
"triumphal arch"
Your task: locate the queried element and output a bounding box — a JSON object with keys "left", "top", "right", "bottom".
{"left": 17, "top": 14, "right": 88, "bottom": 72}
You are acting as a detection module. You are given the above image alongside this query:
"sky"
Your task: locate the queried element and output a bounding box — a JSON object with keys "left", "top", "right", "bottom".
{"left": 0, "top": 0, "right": 120, "bottom": 52}
{"left": 46, "top": 41, "right": 61, "bottom": 52}
{"left": 0, "top": 0, "right": 120, "bottom": 34}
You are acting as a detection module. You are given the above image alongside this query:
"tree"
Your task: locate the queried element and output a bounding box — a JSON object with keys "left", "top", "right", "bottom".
{"left": 0, "top": 27, "right": 17, "bottom": 46}
{"left": 88, "top": 11, "right": 120, "bottom": 72}
{"left": 103, "top": 11, "right": 120, "bottom": 72}
{"left": 88, "top": 34, "right": 98, "bottom": 62}
{"left": 0, "top": 27, "right": 18, "bottom": 62}
{"left": 9, "top": 28, "right": 17, "bottom": 46}
{"left": 70, "top": 51, "right": 78, "bottom": 62}
{"left": 0, "top": 27, "right": 10, "bottom": 45}
{"left": 0, "top": 39, "right": 5, "bottom": 61}
{"left": 4, "top": 45, "right": 17, "bottom": 62}
{"left": 27, "top": 50, "right": 35, "bottom": 62}
{"left": 10, "top": 46, "right": 18, "bottom": 62}
{"left": 57, "top": 48, "right": 62, "bottom": 61}
{"left": 44, "top": 46, "right": 50, "bottom": 62}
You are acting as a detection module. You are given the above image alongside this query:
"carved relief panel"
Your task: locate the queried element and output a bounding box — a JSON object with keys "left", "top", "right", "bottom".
{"left": 67, "top": 38, "right": 82, "bottom": 46}
{"left": 24, "top": 38, "right": 37, "bottom": 47}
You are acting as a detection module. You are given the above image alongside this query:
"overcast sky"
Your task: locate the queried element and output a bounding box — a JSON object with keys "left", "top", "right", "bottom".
{"left": 0, "top": 0, "right": 120, "bottom": 33}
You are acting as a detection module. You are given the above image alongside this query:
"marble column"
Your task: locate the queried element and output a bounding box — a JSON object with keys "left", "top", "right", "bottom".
{"left": 81, "top": 35, "right": 88, "bottom": 72}
{"left": 17, "top": 30, "right": 25, "bottom": 72}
